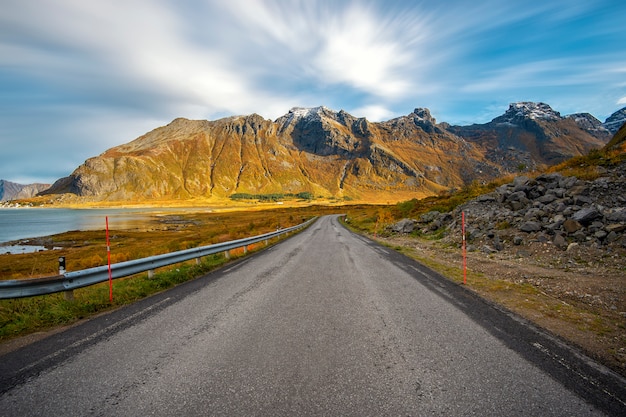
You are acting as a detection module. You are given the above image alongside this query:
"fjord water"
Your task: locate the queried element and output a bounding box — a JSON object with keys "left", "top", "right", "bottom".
{"left": 0, "top": 208, "right": 157, "bottom": 244}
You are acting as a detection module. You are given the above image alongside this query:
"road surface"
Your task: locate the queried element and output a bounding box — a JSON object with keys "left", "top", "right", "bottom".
{"left": 1, "top": 215, "right": 624, "bottom": 416}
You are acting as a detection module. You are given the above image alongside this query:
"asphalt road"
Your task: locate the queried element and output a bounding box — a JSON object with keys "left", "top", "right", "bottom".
{"left": 1, "top": 215, "right": 624, "bottom": 416}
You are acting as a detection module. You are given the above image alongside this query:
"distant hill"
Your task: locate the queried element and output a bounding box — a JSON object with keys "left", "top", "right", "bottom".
{"left": 0, "top": 180, "right": 50, "bottom": 202}
{"left": 42, "top": 103, "right": 611, "bottom": 203}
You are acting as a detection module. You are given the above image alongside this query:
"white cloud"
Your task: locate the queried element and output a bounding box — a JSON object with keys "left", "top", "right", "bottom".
{"left": 618, "top": 97, "right": 626, "bottom": 105}
{"left": 459, "top": 58, "right": 615, "bottom": 94}
{"left": 350, "top": 105, "right": 395, "bottom": 122}
{"left": 0, "top": 1, "right": 302, "bottom": 120}
{"left": 218, "top": 0, "right": 430, "bottom": 99}
{"left": 311, "top": 5, "right": 416, "bottom": 98}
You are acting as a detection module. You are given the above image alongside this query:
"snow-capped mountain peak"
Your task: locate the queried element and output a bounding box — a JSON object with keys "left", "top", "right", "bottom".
{"left": 505, "top": 102, "right": 562, "bottom": 122}
{"left": 280, "top": 106, "right": 333, "bottom": 123}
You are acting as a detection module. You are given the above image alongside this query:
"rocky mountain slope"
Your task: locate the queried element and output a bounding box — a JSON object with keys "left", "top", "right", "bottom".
{"left": 447, "top": 102, "right": 609, "bottom": 171}
{"left": 0, "top": 180, "right": 50, "bottom": 202}
{"left": 603, "top": 107, "right": 626, "bottom": 135}
{"left": 42, "top": 103, "right": 612, "bottom": 203}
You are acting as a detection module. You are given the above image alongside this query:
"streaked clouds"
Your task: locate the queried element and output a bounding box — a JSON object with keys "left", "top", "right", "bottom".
{"left": 1, "top": 0, "right": 624, "bottom": 183}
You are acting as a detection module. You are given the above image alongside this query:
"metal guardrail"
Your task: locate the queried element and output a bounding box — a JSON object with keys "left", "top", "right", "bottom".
{"left": 0, "top": 217, "right": 316, "bottom": 299}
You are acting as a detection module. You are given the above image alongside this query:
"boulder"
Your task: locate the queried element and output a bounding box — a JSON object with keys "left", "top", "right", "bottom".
{"left": 428, "top": 219, "right": 442, "bottom": 231}
{"left": 389, "top": 218, "right": 416, "bottom": 233}
{"left": 568, "top": 184, "right": 589, "bottom": 197}
{"left": 553, "top": 202, "right": 568, "bottom": 213}
{"left": 535, "top": 173, "right": 562, "bottom": 183}
{"left": 574, "top": 195, "right": 593, "bottom": 206}
{"left": 606, "top": 208, "right": 626, "bottom": 223}
{"left": 476, "top": 194, "right": 496, "bottom": 203}
{"left": 562, "top": 219, "right": 582, "bottom": 234}
{"left": 588, "top": 221, "right": 605, "bottom": 233}
{"left": 572, "top": 230, "right": 587, "bottom": 242}
{"left": 509, "top": 200, "right": 527, "bottom": 211}
{"left": 605, "top": 223, "right": 626, "bottom": 233}
{"left": 493, "top": 235, "right": 504, "bottom": 251}
{"left": 418, "top": 210, "right": 440, "bottom": 224}
{"left": 548, "top": 188, "right": 566, "bottom": 198}
{"left": 553, "top": 233, "right": 568, "bottom": 250}
{"left": 507, "top": 191, "right": 528, "bottom": 202}
{"left": 571, "top": 206, "right": 603, "bottom": 225}
{"left": 520, "top": 221, "right": 542, "bottom": 232}
{"left": 537, "top": 194, "right": 558, "bottom": 204}
{"left": 566, "top": 242, "right": 579, "bottom": 252}
{"left": 482, "top": 245, "right": 499, "bottom": 254}
{"left": 559, "top": 176, "right": 578, "bottom": 189}
{"left": 594, "top": 230, "right": 608, "bottom": 241}
{"left": 606, "top": 231, "right": 619, "bottom": 243}
{"left": 513, "top": 176, "right": 530, "bottom": 187}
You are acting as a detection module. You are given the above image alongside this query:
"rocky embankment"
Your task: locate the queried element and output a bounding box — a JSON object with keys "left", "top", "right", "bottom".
{"left": 391, "top": 163, "right": 626, "bottom": 254}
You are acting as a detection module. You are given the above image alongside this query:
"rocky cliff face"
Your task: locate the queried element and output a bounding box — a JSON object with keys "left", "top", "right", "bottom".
{"left": 43, "top": 103, "right": 611, "bottom": 203}
{"left": 0, "top": 180, "right": 50, "bottom": 201}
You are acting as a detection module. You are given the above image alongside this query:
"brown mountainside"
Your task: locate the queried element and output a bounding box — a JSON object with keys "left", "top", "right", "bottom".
{"left": 448, "top": 102, "right": 608, "bottom": 171}
{"left": 43, "top": 104, "right": 609, "bottom": 203}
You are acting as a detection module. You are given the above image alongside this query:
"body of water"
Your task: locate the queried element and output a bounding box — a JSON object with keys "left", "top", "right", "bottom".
{"left": 0, "top": 208, "right": 162, "bottom": 245}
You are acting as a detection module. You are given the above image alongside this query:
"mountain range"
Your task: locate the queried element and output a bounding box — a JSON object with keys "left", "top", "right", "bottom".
{"left": 26, "top": 103, "right": 626, "bottom": 203}
{"left": 0, "top": 180, "right": 50, "bottom": 202}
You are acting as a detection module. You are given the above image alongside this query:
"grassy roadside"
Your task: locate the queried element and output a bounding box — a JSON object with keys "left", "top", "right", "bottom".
{"left": 1, "top": 253, "right": 230, "bottom": 342}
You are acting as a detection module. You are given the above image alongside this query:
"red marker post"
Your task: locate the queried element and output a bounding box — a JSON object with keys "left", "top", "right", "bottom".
{"left": 462, "top": 211, "right": 467, "bottom": 285}
{"left": 106, "top": 216, "right": 113, "bottom": 302}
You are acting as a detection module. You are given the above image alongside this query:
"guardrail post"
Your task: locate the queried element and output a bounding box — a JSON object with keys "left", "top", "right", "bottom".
{"left": 264, "top": 239, "right": 269, "bottom": 246}
{"left": 243, "top": 245, "right": 248, "bottom": 254}
{"left": 148, "top": 269, "right": 155, "bottom": 279}
{"left": 59, "top": 257, "right": 74, "bottom": 300}
{"left": 196, "top": 257, "right": 201, "bottom": 265}
{"left": 224, "top": 250, "right": 230, "bottom": 259}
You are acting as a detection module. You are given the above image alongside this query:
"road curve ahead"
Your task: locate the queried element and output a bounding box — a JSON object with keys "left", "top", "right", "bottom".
{"left": 1, "top": 215, "right": 623, "bottom": 416}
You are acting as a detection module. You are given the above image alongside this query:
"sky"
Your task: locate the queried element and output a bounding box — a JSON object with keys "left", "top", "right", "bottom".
{"left": 1, "top": 0, "right": 625, "bottom": 184}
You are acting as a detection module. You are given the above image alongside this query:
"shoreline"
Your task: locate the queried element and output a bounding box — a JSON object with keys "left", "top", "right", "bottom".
{"left": 0, "top": 200, "right": 357, "bottom": 246}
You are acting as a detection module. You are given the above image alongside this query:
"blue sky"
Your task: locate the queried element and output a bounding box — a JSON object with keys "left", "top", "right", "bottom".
{"left": 1, "top": 0, "right": 625, "bottom": 184}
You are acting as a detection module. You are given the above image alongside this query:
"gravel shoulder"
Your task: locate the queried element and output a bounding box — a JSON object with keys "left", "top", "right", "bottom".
{"left": 377, "top": 233, "right": 626, "bottom": 377}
